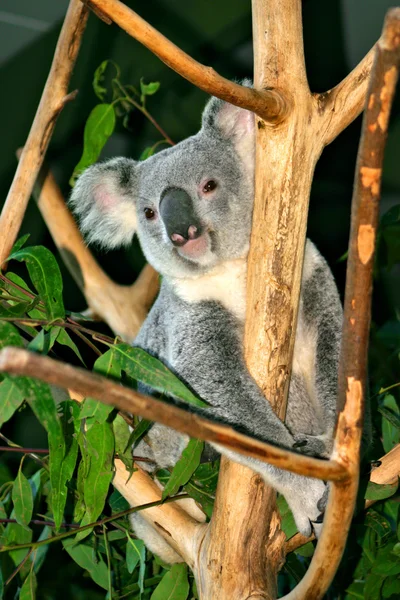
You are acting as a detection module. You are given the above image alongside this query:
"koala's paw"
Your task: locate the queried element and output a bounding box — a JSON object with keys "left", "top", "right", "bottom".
{"left": 285, "top": 478, "right": 328, "bottom": 538}
{"left": 292, "top": 433, "right": 331, "bottom": 458}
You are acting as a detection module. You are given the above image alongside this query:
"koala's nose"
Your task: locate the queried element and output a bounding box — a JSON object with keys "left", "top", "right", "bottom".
{"left": 159, "top": 187, "right": 203, "bottom": 246}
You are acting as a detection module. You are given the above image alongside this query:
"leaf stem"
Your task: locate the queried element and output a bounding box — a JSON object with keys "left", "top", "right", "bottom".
{"left": 0, "top": 494, "right": 190, "bottom": 553}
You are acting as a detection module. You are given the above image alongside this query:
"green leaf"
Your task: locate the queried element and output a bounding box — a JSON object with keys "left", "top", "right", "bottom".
{"left": 364, "top": 574, "right": 384, "bottom": 600}
{"left": 70, "top": 103, "right": 116, "bottom": 185}
{"left": 277, "top": 495, "right": 298, "bottom": 539}
{"left": 140, "top": 146, "right": 156, "bottom": 161}
{"left": 2, "top": 521, "right": 32, "bottom": 565}
{"left": 126, "top": 537, "right": 146, "bottom": 593}
{"left": 108, "top": 489, "right": 129, "bottom": 513}
{"left": 162, "top": 439, "right": 203, "bottom": 500}
{"left": 28, "top": 329, "right": 50, "bottom": 354}
{"left": 365, "top": 481, "right": 398, "bottom": 502}
{"left": 381, "top": 395, "right": 400, "bottom": 454}
{"left": 75, "top": 421, "right": 114, "bottom": 542}
{"left": 80, "top": 349, "right": 121, "bottom": 424}
{"left": 364, "top": 509, "right": 393, "bottom": 538}
{"left": 53, "top": 327, "right": 86, "bottom": 366}
{"left": 12, "top": 462, "right": 33, "bottom": 528}
{"left": 113, "top": 414, "right": 134, "bottom": 471}
{"left": 0, "top": 377, "right": 25, "bottom": 427}
{"left": 8, "top": 246, "right": 65, "bottom": 321}
{"left": 140, "top": 78, "right": 160, "bottom": 102}
{"left": 63, "top": 538, "right": 109, "bottom": 589}
{"left": 345, "top": 581, "right": 365, "bottom": 598}
{"left": 378, "top": 405, "right": 400, "bottom": 429}
{"left": 372, "top": 543, "right": 400, "bottom": 576}
{"left": 111, "top": 344, "right": 206, "bottom": 407}
{"left": 20, "top": 570, "right": 37, "bottom": 600}
{"left": 5, "top": 359, "right": 67, "bottom": 530}
{"left": 93, "top": 60, "right": 118, "bottom": 101}
{"left": 382, "top": 576, "right": 400, "bottom": 598}
{"left": 128, "top": 418, "right": 152, "bottom": 449}
{"left": 10, "top": 234, "right": 31, "bottom": 255}
{"left": 150, "top": 564, "right": 189, "bottom": 600}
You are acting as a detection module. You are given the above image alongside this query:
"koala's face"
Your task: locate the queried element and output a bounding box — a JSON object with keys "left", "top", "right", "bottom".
{"left": 70, "top": 97, "right": 255, "bottom": 280}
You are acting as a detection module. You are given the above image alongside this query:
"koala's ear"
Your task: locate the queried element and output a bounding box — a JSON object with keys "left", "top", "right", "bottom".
{"left": 69, "top": 158, "right": 138, "bottom": 250}
{"left": 201, "top": 81, "right": 255, "bottom": 170}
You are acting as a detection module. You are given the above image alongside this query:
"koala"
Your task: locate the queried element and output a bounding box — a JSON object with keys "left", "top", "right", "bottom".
{"left": 70, "top": 94, "right": 342, "bottom": 562}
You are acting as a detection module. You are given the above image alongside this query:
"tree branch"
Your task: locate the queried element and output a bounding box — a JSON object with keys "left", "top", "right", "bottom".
{"left": 283, "top": 10, "right": 400, "bottom": 599}
{"left": 83, "top": 0, "right": 290, "bottom": 123}
{"left": 0, "top": 347, "right": 349, "bottom": 482}
{"left": 27, "top": 162, "right": 158, "bottom": 342}
{"left": 317, "top": 45, "right": 376, "bottom": 147}
{"left": 0, "top": 0, "right": 89, "bottom": 266}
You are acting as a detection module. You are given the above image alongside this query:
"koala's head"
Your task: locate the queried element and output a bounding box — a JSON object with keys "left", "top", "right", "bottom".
{"left": 70, "top": 96, "right": 255, "bottom": 279}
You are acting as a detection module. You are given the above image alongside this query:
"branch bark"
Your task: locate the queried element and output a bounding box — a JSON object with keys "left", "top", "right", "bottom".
{"left": 0, "top": 0, "right": 89, "bottom": 266}
{"left": 0, "top": 347, "right": 348, "bottom": 482}
{"left": 282, "top": 10, "right": 400, "bottom": 599}
{"left": 28, "top": 163, "right": 158, "bottom": 341}
{"left": 83, "top": 0, "right": 289, "bottom": 123}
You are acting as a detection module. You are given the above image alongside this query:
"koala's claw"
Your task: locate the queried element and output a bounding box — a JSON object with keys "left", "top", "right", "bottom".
{"left": 293, "top": 433, "right": 330, "bottom": 457}
{"left": 285, "top": 478, "right": 328, "bottom": 538}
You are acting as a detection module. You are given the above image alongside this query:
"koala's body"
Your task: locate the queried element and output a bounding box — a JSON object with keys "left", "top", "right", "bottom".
{"left": 71, "top": 94, "right": 342, "bottom": 562}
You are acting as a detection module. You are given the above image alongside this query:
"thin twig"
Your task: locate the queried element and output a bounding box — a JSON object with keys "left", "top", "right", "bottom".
{"left": 0, "top": 446, "right": 48, "bottom": 455}
{"left": 0, "top": 494, "right": 189, "bottom": 553}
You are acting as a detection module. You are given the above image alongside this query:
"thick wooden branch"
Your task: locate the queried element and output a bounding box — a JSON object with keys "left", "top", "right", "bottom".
{"left": 283, "top": 10, "right": 400, "bottom": 599}
{"left": 0, "top": 0, "right": 89, "bottom": 267}
{"left": 0, "top": 347, "right": 349, "bottom": 482}
{"left": 28, "top": 163, "right": 158, "bottom": 342}
{"left": 83, "top": 0, "right": 289, "bottom": 123}
{"left": 317, "top": 45, "right": 376, "bottom": 147}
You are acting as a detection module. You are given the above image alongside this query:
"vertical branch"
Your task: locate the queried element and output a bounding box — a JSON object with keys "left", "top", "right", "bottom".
{"left": 0, "top": 0, "right": 89, "bottom": 266}
{"left": 283, "top": 9, "right": 400, "bottom": 599}
{"left": 197, "top": 1, "right": 316, "bottom": 598}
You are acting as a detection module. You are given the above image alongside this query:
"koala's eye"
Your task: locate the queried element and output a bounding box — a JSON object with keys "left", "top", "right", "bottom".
{"left": 203, "top": 180, "right": 217, "bottom": 193}
{"left": 144, "top": 208, "right": 156, "bottom": 220}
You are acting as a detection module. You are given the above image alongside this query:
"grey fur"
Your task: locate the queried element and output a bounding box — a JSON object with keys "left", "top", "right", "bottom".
{"left": 70, "top": 94, "right": 343, "bottom": 561}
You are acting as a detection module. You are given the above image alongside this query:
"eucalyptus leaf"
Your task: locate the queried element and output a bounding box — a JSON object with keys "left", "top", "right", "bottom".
{"left": 378, "top": 406, "right": 400, "bottom": 429}
{"left": 70, "top": 103, "right": 116, "bottom": 185}
{"left": 19, "top": 570, "right": 37, "bottom": 600}
{"left": 0, "top": 378, "right": 25, "bottom": 428}
{"left": 53, "top": 327, "right": 86, "bottom": 366}
{"left": 113, "top": 414, "right": 134, "bottom": 471}
{"left": 365, "top": 481, "right": 398, "bottom": 502}
{"left": 381, "top": 395, "right": 400, "bottom": 454}
{"left": 111, "top": 344, "right": 206, "bottom": 407}
{"left": 150, "top": 563, "right": 189, "bottom": 600}
{"left": 364, "top": 509, "right": 392, "bottom": 538}
{"left": 63, "top": 538, "right": 109, "bottom": 589}
{"left": 126, "top": 537, "right": 146, "bottom": 590}
{"left": 80, "top": 349, "right": 121, "bottom": 424}
{"left": 162, "top": 439, "right": 203, "bottom": 500}
{"left": 10, "top": 234, "right": 30, "bottom": 255}
{"left": 75, "top": 421, "right": 114, "bottom": 542}
{"left": 140, "top": 78, "right": 160, "bottom": 102}
{"left": 8, "top": 246, "right": 65, "bottom": 321}
{"left": 12, "top": 462, "right": 33, "bottom": 528}
{"left": 28, "top": 329, "right": 50, "bottom": 354}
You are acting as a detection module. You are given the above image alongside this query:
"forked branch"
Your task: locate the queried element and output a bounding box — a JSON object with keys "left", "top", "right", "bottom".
{"left": 0, "top": 0, "right": 89, "bottom": 266}
{"left": 0, "top": 347, "right": 347, "bottom": 482}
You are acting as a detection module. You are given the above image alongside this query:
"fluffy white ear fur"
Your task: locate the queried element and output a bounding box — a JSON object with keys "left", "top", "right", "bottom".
{"left": 70, "top": 158, "right": 137, "bottom": 250}
{"left": 202, "top": 87, "right": 255, "bottom": 178}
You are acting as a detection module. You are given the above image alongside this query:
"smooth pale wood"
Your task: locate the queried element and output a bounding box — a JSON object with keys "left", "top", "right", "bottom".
{"left": 113, "top": 459, "right": 205, "bottom": 567}
{"left": 0, "top": 347, "right": 348, "bottom": 482}
{"left": 29, "top": 166, "right": 158, "bottom": 342}
{"left": 366, "top": 443, "right": 400, "bottom": 508}
{"left": 0, "top": 0, "right": 89, "bottom": 266}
